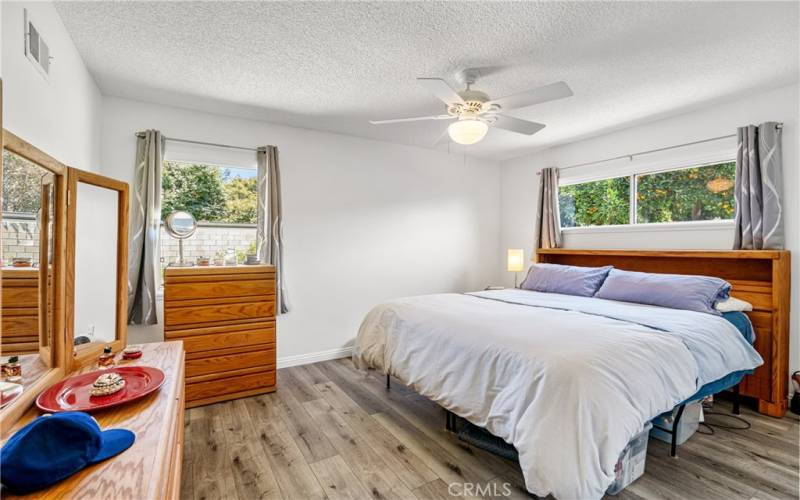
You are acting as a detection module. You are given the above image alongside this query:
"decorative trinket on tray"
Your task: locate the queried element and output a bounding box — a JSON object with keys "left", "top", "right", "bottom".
{"left": 89, "top": 372, "right": 126, "bottom": 397}
{"left": 122, "top": 345, "right": 143, "bottom": 360}
{"left": 97, "top": 346, "right": 115, "bottom": 368}
{"left": 2, "top": 356, "right": 22, "bottom": 383}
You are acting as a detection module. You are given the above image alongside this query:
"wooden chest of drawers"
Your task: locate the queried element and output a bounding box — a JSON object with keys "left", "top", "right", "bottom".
{"left": 1, "top": 268, "right": 40, "bottom": 355}
{"left": 164, "top": 265, "right": 276, "bottom": 408}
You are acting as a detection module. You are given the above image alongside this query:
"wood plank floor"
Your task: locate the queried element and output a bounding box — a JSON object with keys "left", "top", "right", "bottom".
{"left": 182, "top": 358, "right": 800, "bottom": 500}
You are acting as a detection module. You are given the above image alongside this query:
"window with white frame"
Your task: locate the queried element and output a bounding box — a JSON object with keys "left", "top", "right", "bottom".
{"left": 159, "top": 160, "right": 258, "bottom": 268}
{"left": 558, "top": 160, "right": 736, "bottom": 228}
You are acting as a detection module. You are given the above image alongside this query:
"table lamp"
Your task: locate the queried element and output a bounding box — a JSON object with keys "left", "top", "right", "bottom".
{"left": 507, "top": 249, "right": 524, "bottom": 288}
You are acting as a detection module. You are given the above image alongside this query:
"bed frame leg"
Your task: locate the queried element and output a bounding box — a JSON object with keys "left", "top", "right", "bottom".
{"left": 732, "top": 384, "right": 741, "bottom": 415}
{"left": 670, "top": 404, "right": 686, "bottom": 458}
{"left": 386, "top": 373, "right": 390, "bottom": 390}
{"left": 445, "top": 410, "right": 457, "bottom": 432}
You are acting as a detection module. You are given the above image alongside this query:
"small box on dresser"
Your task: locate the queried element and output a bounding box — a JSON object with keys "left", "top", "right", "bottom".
{"left": 163, "top": 265, "right": 276, "bottom": 408}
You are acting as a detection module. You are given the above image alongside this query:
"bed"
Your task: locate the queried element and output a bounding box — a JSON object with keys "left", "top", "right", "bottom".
{"left": 352, "top": 249, "right": 790, "bottom": 499}
{"left": 536, "top": 249, "right": 791, "bottom": 417}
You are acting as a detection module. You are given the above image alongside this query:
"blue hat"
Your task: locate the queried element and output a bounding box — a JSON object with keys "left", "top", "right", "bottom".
{"left": 1, "top": 411, "right": 135, "bottom": 494}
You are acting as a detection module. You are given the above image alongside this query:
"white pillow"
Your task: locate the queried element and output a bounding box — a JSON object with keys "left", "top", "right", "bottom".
{"left": 715, "top": 296, "right": 753, "bottom": 312}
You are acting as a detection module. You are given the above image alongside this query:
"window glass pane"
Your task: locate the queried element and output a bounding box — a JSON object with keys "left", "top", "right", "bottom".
{"left": 162, "top": 161, "right": 258, "bottom": 224}
{"left": 160, "top": 161, "right": 258, "bottom": 269}
{"left": 559, "top": 177, "right": 630, "bottom": 227}
{"left": 2, "top": 150, "right": 47, "bottom": 266}
{"left": 636, "top": 162, "right": 735, "bottom": 223}
{"left": 159, "top": 225, "right": 257, "bottom": 268}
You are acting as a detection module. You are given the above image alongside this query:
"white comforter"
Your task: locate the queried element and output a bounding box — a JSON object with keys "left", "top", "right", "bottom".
{"left": 353, "top": 289, "right": 763, "bottom": 499}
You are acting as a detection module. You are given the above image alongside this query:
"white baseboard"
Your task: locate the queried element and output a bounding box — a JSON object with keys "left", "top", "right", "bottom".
{"left": 277, "top": 346, "right": 353, "bottom": 369}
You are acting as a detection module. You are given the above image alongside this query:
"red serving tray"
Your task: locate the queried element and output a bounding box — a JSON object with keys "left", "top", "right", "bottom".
{"left": 36, "top": 366, "right": 165, "bottom": 413}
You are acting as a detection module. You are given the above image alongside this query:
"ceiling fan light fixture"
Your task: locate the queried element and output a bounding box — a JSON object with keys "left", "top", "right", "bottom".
{"left": 448, "top": 119, "right": 488, "bottom": 145}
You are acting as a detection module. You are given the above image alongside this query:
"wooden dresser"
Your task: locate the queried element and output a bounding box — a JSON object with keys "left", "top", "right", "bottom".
{"left": 2, "top": 342, "right": 185, "bottom": 500}
{"left": 164, "top": 265, "right": 276, "bottom": 408}
{"left": 1, "top": 268, "right": 40, "bottom": 355}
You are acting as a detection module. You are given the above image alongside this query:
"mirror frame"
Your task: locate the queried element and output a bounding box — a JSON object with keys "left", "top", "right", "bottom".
{"left": 65, "top": 168, "right": 129, "bottom": 371}
{"left": 164, "top": 210, "right": 197, "bottom": 238}
{"left": 38, "top": 176, "right": 55, "bottom": 365}
{"left": 1, "top": 127, "right": 68, "bottom": 431}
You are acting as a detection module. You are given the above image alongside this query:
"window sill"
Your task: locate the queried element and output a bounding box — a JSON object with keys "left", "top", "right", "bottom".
{"left": 561, "top": 220, "right": 734, "bottom": 234}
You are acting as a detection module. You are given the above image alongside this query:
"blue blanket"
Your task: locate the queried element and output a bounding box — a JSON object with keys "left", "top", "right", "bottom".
{"left": 679, "top": 311, "right": 755, "bottom": 404}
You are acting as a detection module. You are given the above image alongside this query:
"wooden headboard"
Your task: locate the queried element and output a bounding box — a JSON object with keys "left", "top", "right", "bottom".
{"left": 535, "top": 248, "right": 791, "bottom": 417}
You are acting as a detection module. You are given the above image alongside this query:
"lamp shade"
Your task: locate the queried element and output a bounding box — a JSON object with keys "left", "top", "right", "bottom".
{"left": 507, "top": 249, "right": 524, "bottom": 272}
{"left": 448, "top": 119, "right": 488, "bottom": 145}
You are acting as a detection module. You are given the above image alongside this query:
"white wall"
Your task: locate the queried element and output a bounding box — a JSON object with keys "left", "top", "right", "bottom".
{"left": 1, "top": 1, "right": 102, "bottom": 171}
{"left": 102, "top": 96, "right": 502, "bottom": 361}
{"left": 500, "top": 84, "right": 800, "bottom": 374}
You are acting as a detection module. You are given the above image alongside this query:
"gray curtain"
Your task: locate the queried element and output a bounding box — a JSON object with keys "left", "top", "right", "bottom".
{"left": 534, "top": 167, "right": 562, "bottom": 250}
{"left": 128, "top": 130, "right": 164, "bottom": 325}
{"left": 257, "top": 146, "right": 289, "bottom": 314}
{"left": 733, "top": 122, "right": 784, "bottom": 250}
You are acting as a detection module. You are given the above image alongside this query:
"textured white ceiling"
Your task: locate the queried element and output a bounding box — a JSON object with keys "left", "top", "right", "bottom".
{"left": 55, "top": 1, "right": 799, "bottom": 160}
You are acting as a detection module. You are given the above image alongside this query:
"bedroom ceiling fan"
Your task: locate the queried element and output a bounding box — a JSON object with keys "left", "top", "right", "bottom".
{"left": 369, "top": 69, "right": 573, "bottom": 146}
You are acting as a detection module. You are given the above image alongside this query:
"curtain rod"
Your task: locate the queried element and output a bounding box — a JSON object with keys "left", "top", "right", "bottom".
{"left": 135, "top": 132, "right": 260, "bottom": 152}
{"left": 538, "top": 122, "right": 783, "bottom": 175}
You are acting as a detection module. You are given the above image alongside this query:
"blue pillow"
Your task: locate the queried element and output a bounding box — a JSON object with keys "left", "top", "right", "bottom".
{"left": 594, "top": 269, "right": 731, "bottom": 315}
{"left": 520, "top": 263, "right": 613, "bottom": 297}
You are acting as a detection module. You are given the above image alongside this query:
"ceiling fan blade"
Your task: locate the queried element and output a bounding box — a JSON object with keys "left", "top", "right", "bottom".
{"left": 490, "top": 81, "right": 573, "bottom": 111}
{"left": 369, "top": 114, "right": 454, "bottom": 125}
{"left": 492, "top": 114, "right": 546, "bottom": 135}
{"left": 432, "top": 127, "right": 451, "bottom": 147}
{"left": 417, "top": 78, "right": 465, "bottom": 105}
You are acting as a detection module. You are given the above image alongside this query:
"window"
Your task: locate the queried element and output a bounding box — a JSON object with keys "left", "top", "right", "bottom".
{"left": 559, "top": 176, "right": 630, "bottom": 227}
{"left": 2, "top": 150, "right": 47, "bottom": 265}
{"left": 559, "top": 161, "right": 735, "bottom": 228}
{"left": 159, "top": 161, "right": 258, "bottom": 267}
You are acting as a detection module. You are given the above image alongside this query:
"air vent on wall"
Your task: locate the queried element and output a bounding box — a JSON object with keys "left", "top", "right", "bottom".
{"left": 24, "top": 9, "right": 51, "bottom": 78}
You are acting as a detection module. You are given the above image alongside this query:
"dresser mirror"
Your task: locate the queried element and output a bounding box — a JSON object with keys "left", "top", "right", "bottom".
{"left": 66, "top": 169, "right": 129, "bottom": 370}
{"left": 1, "top": 129, "right": 67, "bottom": 426}
{"left": 164, "top": 210, "right": 196, "bottom": 267}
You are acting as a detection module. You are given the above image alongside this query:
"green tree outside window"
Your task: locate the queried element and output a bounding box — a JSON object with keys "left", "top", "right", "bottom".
{"left": 161, "top": 161, "right": 257, "bottom": 224}
{"left": 560, "top": 177, "right": 630, "bottom": 227}
{"left": 636, "top": 162, "right": 735, "bottom": 223}
{"left": 2, "top": 150, "right": 43, "bottom": 214}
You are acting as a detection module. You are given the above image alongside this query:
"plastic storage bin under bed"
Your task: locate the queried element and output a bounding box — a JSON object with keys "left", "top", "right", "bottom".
{"left": 650, "top": 401, "right": 702, "bottom": 445}
{"left": 606, "top": 422, "right": 652, "bottom": 495}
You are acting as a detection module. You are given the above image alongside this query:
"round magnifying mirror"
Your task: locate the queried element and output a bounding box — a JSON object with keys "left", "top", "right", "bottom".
{"left": 165, "top": 210, "right": 197, "bottom": 238}
{"left": 164, "top": 210, "right": 197, "bottom": 266}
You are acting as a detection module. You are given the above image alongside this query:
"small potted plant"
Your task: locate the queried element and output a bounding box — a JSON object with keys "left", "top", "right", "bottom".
{"left": 213, "top": 251, "right": 225, "bottom": 267}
